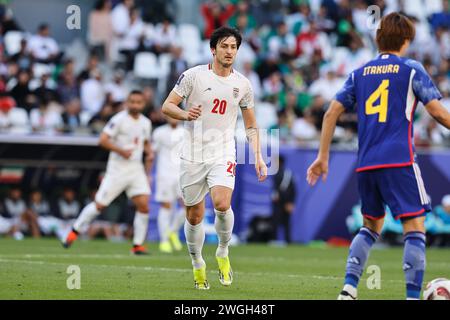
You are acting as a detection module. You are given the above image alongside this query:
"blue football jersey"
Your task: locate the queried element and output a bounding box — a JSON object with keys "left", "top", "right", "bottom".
{"left": 335, "top": 54, "right": 442, "bottom": 172}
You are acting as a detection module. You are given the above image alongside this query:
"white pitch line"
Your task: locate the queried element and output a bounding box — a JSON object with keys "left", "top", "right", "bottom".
{"left": 0, "top": 258, "right": 408, "bottom": 283}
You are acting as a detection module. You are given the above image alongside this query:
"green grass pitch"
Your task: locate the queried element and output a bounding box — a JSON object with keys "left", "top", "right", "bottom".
{"left": 0, "top": 238, "right": 449, "bottom": 300}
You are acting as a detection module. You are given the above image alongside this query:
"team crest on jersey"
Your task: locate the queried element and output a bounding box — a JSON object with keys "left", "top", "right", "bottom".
{"left": 233, "top": 87, "right": 239, "bottom": 98}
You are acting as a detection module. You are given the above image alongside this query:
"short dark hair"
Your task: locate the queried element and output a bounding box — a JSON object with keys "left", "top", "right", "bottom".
{"left": 129, "top": 90, "right": 143, "bottom": 97}
{"left": 376, "top": 12, "right": 415, "bottom": 52}
{"left": 210, "top": 26, "right": 242, "bottom": 50}
{"left": 38, "top": 23, "right": 49, "bottom": 32}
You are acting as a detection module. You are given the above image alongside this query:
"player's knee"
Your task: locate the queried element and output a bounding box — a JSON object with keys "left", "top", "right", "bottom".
{"left": 137, "top": 204, "right": 149, "bottom": 213}
{"left": 186, "top": 206, "right": 203, "bottom": 224}
{"left": 402, "top": 216, "right": 425, "bottom": 234}
{"left": 363, "top": 218, "right": 384, "bottom": 234}
{"left": 160, "top": 202, "right": 171, "bottom": 209}
{"left": 95, "top": 202, "right": 106, "bottom": 211}
{"left": 213, "top": 201, "right": 230, "bottom": 213}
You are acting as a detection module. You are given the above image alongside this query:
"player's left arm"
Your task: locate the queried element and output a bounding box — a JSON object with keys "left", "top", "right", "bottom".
{"left": 241, "top": 107, "right": 267, "bottom": 182}
{"left": 425, "top": 100, "right": 450, "bottom": 130}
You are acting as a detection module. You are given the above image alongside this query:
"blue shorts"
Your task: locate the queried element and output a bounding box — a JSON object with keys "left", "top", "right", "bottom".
{"left": 358, "top": 164, "right": 431, "bottom": 221}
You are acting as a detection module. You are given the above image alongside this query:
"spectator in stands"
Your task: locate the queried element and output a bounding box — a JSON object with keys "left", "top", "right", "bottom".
{"left": 434, "top": 194, "right": 450, "bottom": 247}
{"left": 31, "top": 71, "right": 59, "bottom": 103}
{"left": 26, "top": 23, "right": 61, "bottom": 64}
{"left": 291, "top": 109, "right": 318, "bottom": 144}
{"left": 241, "top": 60, "right": 262, "bottom": 101}
{"left": 104, "top": 70, "right": 127, "bottom": 103}
{"left": 0, "top": 95, "right": 29, "bottom": 133}
{"left": 77, "top": 53, "right": 100, "bottom": 84}
{"left": 10, "top": 39, "right": 32, "bottom": 70}
{"left": 152, "top": 17, "right": 177, "bottom": 56}
{"left": 29, "top": 97, "right": 63, "bottom": 133}
{"left": 88, "top": 0, "right": 113, "bottom": 62}
{"left": 28, "top": 190, "right": 60, "bottom": 238}
{"left": 228, "top": 0, "right": 257, "bottom": 34}
{"left": 200, "top": 1, "right": 235, "bottom": 39}
{"left": 80, "top": 69, "right": 105, "bottom": 116}
{"left": 62, "top": 98, "right": 83, "bottom": 133}
{"left": 118, "top": 7, "right": 145, "bottom": 71}
{"left": 9, "top": 69, "right": 32, "bottom": 110}
{"left": 0, "top": 202, "right": 16, "bottom": 238}
{"left": 55, "top": 187, "right": 80, "bottom": 235}
{"left": 308, "top": 67, "right": 345, "bottom": 102}
{"left": 88, "top": 101, "right": 115, "bottom": 134}
{"left": 111, "top": 0, "right": 133, "bottom": 38}
{"left": 263, "top": 71, "right": 284, "bottom": 98}
{"left": 57, "top": 59, "right": 79, "bottom": 104}
{"left": 110, "top": 0, "right": 134, "bottom": 64}
{"left": 3, "top": 187, "right": 40, "bottom": 238}
{"left": 271, "top": 155, "right": 296, "bottom": 244}
{"left": 166, "top": 45, "right": 188, "bottom": 96}
{"left": 296, "top": 19, "right": 332, "bottom": 62}
{"left": 268, "top": 21, "right": 297, "bottom": 61}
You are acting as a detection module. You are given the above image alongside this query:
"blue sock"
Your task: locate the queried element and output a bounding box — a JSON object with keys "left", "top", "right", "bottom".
{"left": 403, "top": 232, "right": 426, "bottom": 300}
{"left": 344, "top": 227, "right": 379, "bottom": 288}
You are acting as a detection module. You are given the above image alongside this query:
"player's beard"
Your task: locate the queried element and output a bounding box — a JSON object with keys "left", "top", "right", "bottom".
{"left": 128, "top": 108, "right": 141, "bottom": 116}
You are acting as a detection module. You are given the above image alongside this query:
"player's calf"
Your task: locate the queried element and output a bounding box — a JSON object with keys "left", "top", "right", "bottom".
{"left": 339, "top": 226, "right": 380, "bottom": 299}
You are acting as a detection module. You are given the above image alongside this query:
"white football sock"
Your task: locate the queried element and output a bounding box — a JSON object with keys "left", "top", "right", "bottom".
{"left": 184, "top": 220, "right": 205, "bottom": 269}
{"left": 214, "top": 207, "right": 234, "bottom": 258}
{"left": 157, "top": 207, "right": 171, "bottom": 242}
{"left": 171, "top": 207, "right": 186, "bottom": 233}
{"left": 133, "top": 211, "right": 149, "bottom": 246}
{"left": 73, "top": 202, "right": 100, "bottom": 232}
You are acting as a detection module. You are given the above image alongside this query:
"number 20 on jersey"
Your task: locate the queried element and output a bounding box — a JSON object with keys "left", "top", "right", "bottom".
{"left": 212, "top": 99, "right": 227, "bottom": 115}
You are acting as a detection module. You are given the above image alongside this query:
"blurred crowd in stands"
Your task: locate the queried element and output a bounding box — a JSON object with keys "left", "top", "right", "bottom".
{"left": 0, "top": 185, "right": 136, "bottom": 241}
{"left": 0, "top": 0, "right": 448, "bottom": 147}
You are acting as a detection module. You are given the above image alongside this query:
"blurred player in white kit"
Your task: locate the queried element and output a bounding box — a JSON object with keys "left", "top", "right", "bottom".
{"left": 152, "top": 116, "right": 185, "bottom": 253}
{"left": 63, "top": 90, "right": 153, "bottom": 255}
{"left": 162, "top": 26, "right": 267, "bottom": 289}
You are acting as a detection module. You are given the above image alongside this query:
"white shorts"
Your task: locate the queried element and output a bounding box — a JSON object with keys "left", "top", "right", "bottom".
{"left": 95, "top": 164, "right": 151, "bottom": 206}
{"left": 0, "top": 216, "right": 12, "bottom": 234}
{"left": 155, "top": 176, "right": 182, "bottom": 203}
{"left": 37, "top": 216, "right": 62, "bottom": 235}
{"left": 180, "top": 158, "right": 236, "bottom": 207}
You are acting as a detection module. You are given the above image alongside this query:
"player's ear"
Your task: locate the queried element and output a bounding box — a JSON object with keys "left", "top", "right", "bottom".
{"left": 210, "top": 47, "right": 216, "bottom": 56}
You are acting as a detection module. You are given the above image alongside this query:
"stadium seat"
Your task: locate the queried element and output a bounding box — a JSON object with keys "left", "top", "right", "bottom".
{"left": 4, "top": 31, "right": 24, "bottom": 56}
{"left": 178, "top": 24, "right": 202, "bottom": 66}
{"left": 158, "top": 53, "right": 172, "bottom": 79}
{"left": 133, "top": 52, "right": 160, "bottom": 79}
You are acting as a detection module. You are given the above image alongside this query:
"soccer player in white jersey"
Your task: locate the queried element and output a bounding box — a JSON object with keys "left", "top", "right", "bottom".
{"left": 162, "top": 27, "right": 268, "bottom": 289}
{"left": 152, "top": 116, "right": 185, "bottom": 253}
{"left": 63, "top": 90, "right": 154, "bottom": 255}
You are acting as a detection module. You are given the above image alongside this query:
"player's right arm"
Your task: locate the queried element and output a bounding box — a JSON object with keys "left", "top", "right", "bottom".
{"left": 99, "top": 133, "right": 132, "bottom": 159}
{"left": 162, "top": 68, "right": 202, "bottom": 121}
{"left": 425, "top": 99, "right": 450, "bottom": 130}
{"left": 162, "top": 91, "right": 201, "bottom": 121}
{"left": 306, "top": 100, "right": 346, "bottom": 186}
{"left": 307, "top": 72, "right": 355, "bottom": 186}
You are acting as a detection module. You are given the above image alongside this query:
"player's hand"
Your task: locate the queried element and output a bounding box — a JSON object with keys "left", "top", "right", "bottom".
{"left": 186, "top": 105, "right": 202, "bottom": 121}
{"left": 119, "top": 149, "right": 133, "bottom": 159}
{"left": 255, "top": 156, "right": 268, "bottom": 182}
{"left": 306, "top": 158, "right": 328, "bottom": 186}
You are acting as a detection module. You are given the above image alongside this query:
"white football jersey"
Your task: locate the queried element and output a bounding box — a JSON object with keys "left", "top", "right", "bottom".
{"left": 102, "top": 110, "right": 151, "bottom": 171}
{"left": 173, "top": 63, "right": 254, "bottom": 162}
{"left": 152, "top": 123, "right": 184, "bottom": 179}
